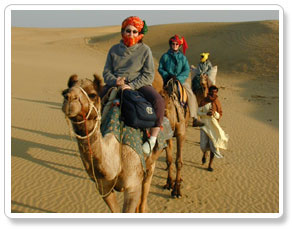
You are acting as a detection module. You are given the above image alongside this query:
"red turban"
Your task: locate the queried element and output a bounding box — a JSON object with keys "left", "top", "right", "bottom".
{"left": 169, "top": 34, "right": 188, "bottom": 55}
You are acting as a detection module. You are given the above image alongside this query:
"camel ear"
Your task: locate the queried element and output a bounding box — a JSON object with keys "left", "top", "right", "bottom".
{"left": 68, "top": 74, "right": 78, "bottom": 88}
{"left": 93, "top": 74, "right": 104, "bottom": 92}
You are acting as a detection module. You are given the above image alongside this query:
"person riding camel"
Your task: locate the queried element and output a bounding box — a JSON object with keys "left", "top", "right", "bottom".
{"left": 102, "top": 16, "right": 165, "bottom": 155}
{"left": 198, "top": 52, "right": 213, "bottom": 77}
{"left": 158, "top": 34, "right": 204, "bottom": 127}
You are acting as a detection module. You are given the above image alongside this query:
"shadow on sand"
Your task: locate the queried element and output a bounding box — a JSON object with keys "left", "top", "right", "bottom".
{"left": 11, "top": 137, "right": 86, "bottom": 180}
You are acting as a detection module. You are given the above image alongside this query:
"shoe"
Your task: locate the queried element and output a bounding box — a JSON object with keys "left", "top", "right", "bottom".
{"left": 192, "top": 119, "right": 204, "bottom": 127}
{"left": 142, "top": 139, "right": 156, "bottom": 155}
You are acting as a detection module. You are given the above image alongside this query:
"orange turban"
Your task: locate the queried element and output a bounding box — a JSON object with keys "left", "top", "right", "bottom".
{"left": 121, "top": 16, "right": 145, "bottom": 32}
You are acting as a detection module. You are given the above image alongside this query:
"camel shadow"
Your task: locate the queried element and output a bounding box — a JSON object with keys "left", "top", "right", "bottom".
{"left": 152, "top": 174, "right": 165, "bottom": 180}
{"left": 11, "top": 137, "right": 87, "bottom": 180}
{"left": 11, "top": 200, "right": 56, "bottom": 213}
{"left": 149, "top": 191, "right": 171, "bottom": 199}
{"left": 12, "top": 97, "right": 62, "bottom": 110}
{"left": 12, "top": 125, "right": 71, "bottom": 142}
{"left": 150, "top": 182, "right": 173, "bottom": 199}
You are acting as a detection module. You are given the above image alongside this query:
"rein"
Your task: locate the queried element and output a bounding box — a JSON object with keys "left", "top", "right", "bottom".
{"left": 165, "top": 79, "right": 181, "bottom": 122}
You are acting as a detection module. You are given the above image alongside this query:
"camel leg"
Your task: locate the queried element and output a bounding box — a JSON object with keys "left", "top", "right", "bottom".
{"left": 139, "top": 161, "right": 156, "bottom": 213}
{"left": 208, "top": 151, "right": 215, "bottom": 172}
{"left": 164, "top": 139, "right": 175, "bottom": 190}
{"left": 139, "top": 148, "right": 163, "bottom": 213}
{"left": 171, "top": 134, "right": 184, "bottom": 198}
{"left": 103, "top": 191, "right": 120, "bottom": 213}
{"left": 122, "top": 184, "right": 142, "bottom": 213}
{"left": 135, "top": 197, "right": 141, "bottom": 213}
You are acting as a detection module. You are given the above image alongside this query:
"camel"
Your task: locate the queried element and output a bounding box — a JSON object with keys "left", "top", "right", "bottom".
{"left": 193, "top": 73, "right": 209, "bottom": 106}
{"left": 159, "top": 78, "right": 190, "bottom": 198}
{"left": 62, "top": 74, "right": 162, "bottom": 213}
{"left": 190, "top": 64, "right": 218, "bottom": 105}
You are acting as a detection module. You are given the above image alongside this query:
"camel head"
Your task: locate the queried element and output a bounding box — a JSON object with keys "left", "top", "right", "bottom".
{"left": 200, "top": 74, "right": 208, "bottom": 88}
{"left": 62, "top": 74, "right": 104, "bottom": 123}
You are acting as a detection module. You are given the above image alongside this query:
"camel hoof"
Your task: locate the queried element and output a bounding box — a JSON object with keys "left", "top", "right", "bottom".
{"left": 207, "top": 167, "right": 214, "bottom": 172}
{"left": 171, "top": 190, "right": 177, "bottom": 198}
{"left": 171, "top": 193, "right": 177, "bottom": 199}
{"left": 163, "top": 184, "right": 172, "bottom": 190}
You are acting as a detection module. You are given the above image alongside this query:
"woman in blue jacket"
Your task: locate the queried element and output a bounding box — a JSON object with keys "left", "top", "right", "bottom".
{"left": 158, "top": 35, "right": 204, "bottom": 127}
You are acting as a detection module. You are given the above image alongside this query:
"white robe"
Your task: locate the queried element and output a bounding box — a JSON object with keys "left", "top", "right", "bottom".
{"left": 197, "top": 102, "right": 229, "bottom": 150}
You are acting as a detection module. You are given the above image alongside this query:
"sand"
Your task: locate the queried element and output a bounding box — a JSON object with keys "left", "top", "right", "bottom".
{"left": 10, "top": 21, "right": 279, "bottom": 214}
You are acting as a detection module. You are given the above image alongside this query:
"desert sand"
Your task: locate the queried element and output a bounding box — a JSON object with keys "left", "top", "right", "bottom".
{"left": 10, "top": 20, "right": 279, "bottom": 214}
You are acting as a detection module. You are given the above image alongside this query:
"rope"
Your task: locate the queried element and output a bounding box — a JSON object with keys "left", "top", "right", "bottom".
{"left": 82, "top": 112, "right": 118, "bottom": 198}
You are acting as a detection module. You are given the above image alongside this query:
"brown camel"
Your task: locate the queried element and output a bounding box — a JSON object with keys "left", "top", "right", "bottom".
{"left": 193, "top": 74, "right": 209, "bottom": 106}
{"left": 159, "top": 78, "right": 190, "bottom": 198}
{"left": 62, "top": 74, "right": 162, "bottom": 213}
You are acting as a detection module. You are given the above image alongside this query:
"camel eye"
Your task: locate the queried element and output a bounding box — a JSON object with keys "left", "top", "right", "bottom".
{"left": 88, "top": 93, "right": 97, "bottom": 99}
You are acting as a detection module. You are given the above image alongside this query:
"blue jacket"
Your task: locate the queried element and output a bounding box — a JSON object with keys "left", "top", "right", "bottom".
{"left": 158, "top": 49, "right": 190, "bottom": 84}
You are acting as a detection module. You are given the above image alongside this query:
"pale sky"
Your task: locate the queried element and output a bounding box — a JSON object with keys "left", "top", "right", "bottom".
{"left": 11, "top": 10, "right": 279, "bottom": 28}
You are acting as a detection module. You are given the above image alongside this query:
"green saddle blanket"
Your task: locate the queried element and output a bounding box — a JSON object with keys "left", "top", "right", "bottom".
{"left": 100, "top": 106, "right": 173, "bottom": 172}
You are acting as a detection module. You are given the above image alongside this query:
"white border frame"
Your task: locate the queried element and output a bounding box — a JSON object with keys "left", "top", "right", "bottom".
{"left": 4, "top": 4, "right": 283, "bottom": 219}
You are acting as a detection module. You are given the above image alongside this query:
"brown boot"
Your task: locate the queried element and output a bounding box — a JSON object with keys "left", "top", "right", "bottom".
{"left": 193, "top": 118, "right": 204, "bottom": 127}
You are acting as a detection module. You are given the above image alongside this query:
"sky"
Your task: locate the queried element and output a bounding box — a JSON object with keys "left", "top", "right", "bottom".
{"left": 11, "top": 10, "right": 279, "bottom": 28}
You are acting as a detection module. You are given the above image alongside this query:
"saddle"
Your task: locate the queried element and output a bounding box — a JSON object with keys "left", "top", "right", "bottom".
{"left": 164, "top": 78, "right": 188, "bottom": 122}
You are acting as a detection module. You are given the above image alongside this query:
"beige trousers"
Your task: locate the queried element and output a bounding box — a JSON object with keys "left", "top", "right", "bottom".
{"left": 183, "top": 82, "right": 198, "bottom": 119}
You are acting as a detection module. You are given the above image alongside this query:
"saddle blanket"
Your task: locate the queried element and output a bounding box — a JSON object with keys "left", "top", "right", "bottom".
{"left": 100, "top": 105, "right": 173, "bottom": 172}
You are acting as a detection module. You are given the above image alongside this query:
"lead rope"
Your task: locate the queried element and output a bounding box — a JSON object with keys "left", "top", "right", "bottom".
{"left": 81, "top": 103, "right": 118, "bottom": 199}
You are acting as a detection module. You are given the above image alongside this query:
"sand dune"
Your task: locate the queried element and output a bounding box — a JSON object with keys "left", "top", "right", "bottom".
{"left": 10, "top": 21, "right": 279, "bottom": 214}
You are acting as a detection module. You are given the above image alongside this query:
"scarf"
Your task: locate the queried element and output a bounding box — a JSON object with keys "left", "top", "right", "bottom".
{"left": 122, "top": 33, "right": 144, "bottom": 47}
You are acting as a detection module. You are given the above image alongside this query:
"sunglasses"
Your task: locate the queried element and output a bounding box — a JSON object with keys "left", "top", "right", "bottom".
{"left": 125, "top": 29, "right": 138, "bottom": 34}
{"left": 171, "top": 42, "right": 179, "bottom": 46}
